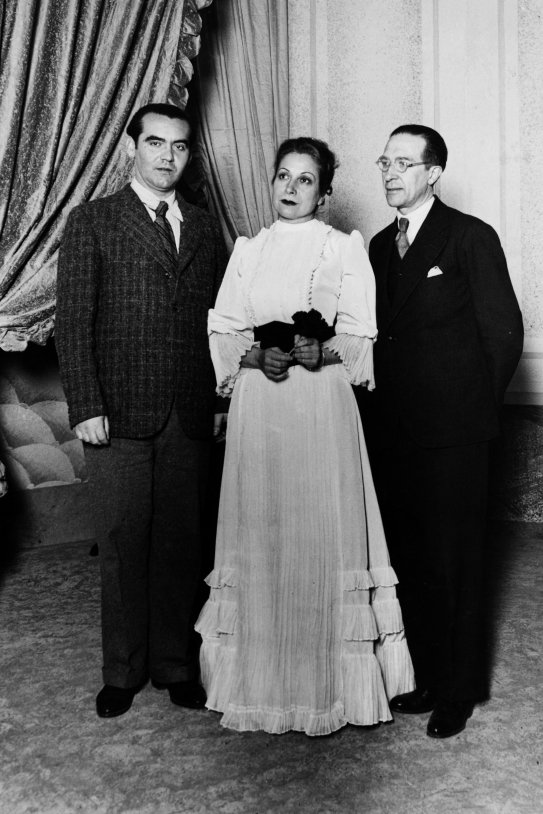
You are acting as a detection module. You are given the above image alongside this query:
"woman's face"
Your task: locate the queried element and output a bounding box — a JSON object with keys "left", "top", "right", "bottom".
{"left": 272, "top": 152, "right": 322, "bottom": 224}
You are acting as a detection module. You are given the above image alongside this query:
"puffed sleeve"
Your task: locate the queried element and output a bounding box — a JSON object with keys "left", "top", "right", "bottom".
{"left": 323, "top": 230, "right": 377, "bottom": 389}
{"left": 208, "top": 236, "right": 255, "bottom": 395}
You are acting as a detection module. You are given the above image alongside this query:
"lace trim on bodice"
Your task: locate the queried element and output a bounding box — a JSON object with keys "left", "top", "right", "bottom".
{"left": 245, "top": 220, "right": 333, "bottom": 328}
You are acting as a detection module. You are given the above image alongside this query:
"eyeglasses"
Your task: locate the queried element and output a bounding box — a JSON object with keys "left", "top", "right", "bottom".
{"left": 376, "top": 157, "right": 427, "bottom": 173}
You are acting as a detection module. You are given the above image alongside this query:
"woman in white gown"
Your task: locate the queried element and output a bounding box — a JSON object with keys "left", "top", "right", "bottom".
{"left": 196, "top": 137, "right": 414, "bottom": 736}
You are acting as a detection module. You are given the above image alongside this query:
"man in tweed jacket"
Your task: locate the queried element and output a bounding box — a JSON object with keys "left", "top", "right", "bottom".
{"left": 56, "top": 103, "right": 226, "bottom": 718}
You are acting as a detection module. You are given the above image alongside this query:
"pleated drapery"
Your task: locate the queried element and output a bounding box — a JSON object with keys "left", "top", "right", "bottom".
{"left": 0, "top": 0, "right": 212, "bottom": 351}
{"left": 192, "top": 0, "right": 289, "bottom": 250}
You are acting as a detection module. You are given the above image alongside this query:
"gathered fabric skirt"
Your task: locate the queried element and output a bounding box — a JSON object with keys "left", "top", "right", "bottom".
{"left": 196, "top": 364, "right": 414, "bottom": 736}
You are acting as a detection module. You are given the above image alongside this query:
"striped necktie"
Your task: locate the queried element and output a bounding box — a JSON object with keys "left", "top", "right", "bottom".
{"left": 395, "top": 217, "right": 410, "bottom": 259}
{"left": 154, "top": 201, "right": 177, "bottom": 256}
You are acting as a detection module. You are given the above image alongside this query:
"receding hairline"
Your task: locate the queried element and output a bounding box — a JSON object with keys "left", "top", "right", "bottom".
{"left": 387, "top": 124, "right": 448, "bottom": 169}
{"left": 384, "top": 131, "right": 429, "bottom": 157}
{"left": 137, "top": 112, "right": 191, "bottom": 134}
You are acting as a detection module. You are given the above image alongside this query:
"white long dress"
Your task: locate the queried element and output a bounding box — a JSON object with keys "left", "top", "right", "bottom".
{"left": 196, "top": 218, "right": 414, "bottom": 736}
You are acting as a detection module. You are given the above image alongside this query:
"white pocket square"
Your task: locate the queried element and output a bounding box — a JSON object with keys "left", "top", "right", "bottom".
{"left": 427, "top": 266, "right": 443, "bottom": 278}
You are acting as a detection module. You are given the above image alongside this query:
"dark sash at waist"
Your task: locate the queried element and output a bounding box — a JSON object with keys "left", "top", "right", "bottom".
{"left": 254, "top": 315, "right": 335, "bottom": 353}
{"left": 254, "top": 322, "right": 297, "bottom": 353}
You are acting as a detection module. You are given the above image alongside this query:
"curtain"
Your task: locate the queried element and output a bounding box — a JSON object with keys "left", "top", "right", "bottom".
{"left": 191, "top": 0, "right": 289, "bottom": 250}
{"left": 0, "top": 0, "right": 211, "bottom": 352}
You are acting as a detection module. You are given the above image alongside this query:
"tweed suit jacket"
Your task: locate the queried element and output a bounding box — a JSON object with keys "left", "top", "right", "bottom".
{"left": 55, "top": 184, "right": 226, "bottom": 439}
{"left": 365, "top": 196, "right": 523, "bottom": 448}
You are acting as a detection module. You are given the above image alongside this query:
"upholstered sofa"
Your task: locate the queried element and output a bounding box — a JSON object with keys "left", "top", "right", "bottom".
{"left": 0, "top": 345, "right": 86, "bottom": 491}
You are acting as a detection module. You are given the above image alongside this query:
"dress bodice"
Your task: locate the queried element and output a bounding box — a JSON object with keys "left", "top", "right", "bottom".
{"left": 243, "top": 219, "right": 335, "bottom": 326}
{"left": 208, "top": 217, "right": 378, "bottom": 392}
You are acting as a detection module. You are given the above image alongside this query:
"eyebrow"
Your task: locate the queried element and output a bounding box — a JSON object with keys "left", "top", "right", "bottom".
{"left": 278, "top": 166, "right": 317, "bottom": 178}
{"left": 143, "top": 135, "right": 189, "bottom": 145}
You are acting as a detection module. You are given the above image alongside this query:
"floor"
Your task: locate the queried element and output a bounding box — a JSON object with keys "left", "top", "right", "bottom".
{"left": 493, "top": 405, "right": 543, "bottom": 522}
{"left": 0, "top": 519, "right": 541, "bottom": 814}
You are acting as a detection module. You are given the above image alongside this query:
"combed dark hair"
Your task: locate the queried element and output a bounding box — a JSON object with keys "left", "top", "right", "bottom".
{"left": 273, "top": 137, "right": 338, "bottom": 196}
{"left": 126, "top": 103, "right": 192, "bottom": 145}
{"left": 390, "top": 124, "right": 448, "bottom": 170}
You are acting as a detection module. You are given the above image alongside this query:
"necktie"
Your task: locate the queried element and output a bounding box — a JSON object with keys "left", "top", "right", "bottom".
{"left": 395, "top": 217, "right": 410, "bottom": 259}
{"left": 154, "top": 201, "right": 177, "bottom": 256}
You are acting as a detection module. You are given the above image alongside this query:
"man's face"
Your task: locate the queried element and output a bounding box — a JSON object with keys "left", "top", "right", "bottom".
{"left": 380, "top": 133, "right": 441, "bottom": 214}
{"left": 127, "top": 113, "right": 191, "bottom": 197}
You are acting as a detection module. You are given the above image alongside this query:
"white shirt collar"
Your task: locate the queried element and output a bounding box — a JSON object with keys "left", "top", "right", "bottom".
{"left": 397, "top": 195, "right": 434, "bottom": 243}
{"left": 130, "top": 178, "right": 183, "bottom": 221}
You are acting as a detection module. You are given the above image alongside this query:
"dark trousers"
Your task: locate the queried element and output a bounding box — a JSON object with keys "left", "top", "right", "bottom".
{"left": 370, "top": 427, "right": 489, "bottom": 702}
{"left": 85, "top": 407, "right": 210, "bottom": 689}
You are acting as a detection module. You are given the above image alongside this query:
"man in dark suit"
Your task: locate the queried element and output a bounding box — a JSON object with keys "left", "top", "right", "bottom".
{"left": 364, "top": 124, "right": 523, "bottom": 738}
{"left": 56, "top": 103, "right": 226, "bottom": 718}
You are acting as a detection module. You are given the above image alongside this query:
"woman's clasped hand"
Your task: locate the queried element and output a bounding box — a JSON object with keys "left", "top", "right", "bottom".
{"left": 258, "top": 335, "right": 322, "bottom": 381}
{"left": 291, "top": 334, "right": 322, "bottom": 370}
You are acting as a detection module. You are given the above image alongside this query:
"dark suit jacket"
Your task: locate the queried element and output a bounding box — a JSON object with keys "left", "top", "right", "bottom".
{"left": 55, "top": 185, "right": 226, "bottom": 439}
{"left": 365, "top": 197, "right": 523, "bottom": 448}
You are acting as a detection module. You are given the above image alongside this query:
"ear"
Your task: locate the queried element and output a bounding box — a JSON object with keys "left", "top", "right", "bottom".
{"left": 126, "top": 136, "right": 136, "bottom": 160}
{"left": 428, "top": 165, "right": 443, "bottom": 187}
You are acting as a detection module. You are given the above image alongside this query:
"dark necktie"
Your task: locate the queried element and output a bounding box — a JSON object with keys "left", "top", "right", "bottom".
{"left": 154, "top": 201, "right": 177, "bottom": 256}
{"left": 395, "top": 217, "right": 410, "bottom": 259}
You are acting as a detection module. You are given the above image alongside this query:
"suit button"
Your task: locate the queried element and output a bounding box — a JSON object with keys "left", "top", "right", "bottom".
{"left": 387, "top": 335, "right": 397, "bottom": 341}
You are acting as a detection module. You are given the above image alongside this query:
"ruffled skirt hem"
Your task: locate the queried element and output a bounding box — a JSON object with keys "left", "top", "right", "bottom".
{"left": 196, "top": 629, "right": 415, "bottom": 736}
{"left": 200, "top": 646, "right": 396, "bottom": 736}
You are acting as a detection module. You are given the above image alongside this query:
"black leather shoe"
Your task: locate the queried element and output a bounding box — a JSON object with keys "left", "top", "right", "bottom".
{"left": 427, "top": 700, "right": 473, "bottom": 738}
{"left": 152, "top": 679, "right": 207, "bottom": 709}
{"left": 390, "top": 688, "right": 436, "bottom": 714}
{"left": 96, "top": 684, "right": 137, "bottom": 718}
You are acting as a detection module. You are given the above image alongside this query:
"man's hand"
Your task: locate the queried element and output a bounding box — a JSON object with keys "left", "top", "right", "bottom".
{"left": 74, "top": 416, "right": 110, "bottom": 445}
{"left": 0, "top": 460, "right": 8, "bottom": 498}
{"left": 213, "top": 412, "right": 228, "bottom": 442}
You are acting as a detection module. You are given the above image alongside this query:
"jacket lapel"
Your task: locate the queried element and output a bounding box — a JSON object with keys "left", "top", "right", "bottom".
{"left": 174, "top": 194, "right": 203, "bottom": 278}
{"left": 118, "top": 186, "right": 175, "bottom": 276}
{"left": 372, "top": 222, "right": 397, "bottom": 326}
{"left": 386, "top": 197, "right": 449, "bottom": 326}
{"left": 116, "top": 186, "right": 205, "bottom": 281}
